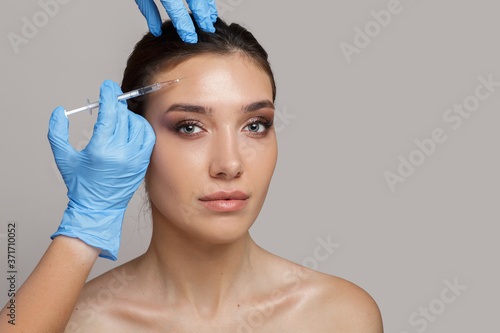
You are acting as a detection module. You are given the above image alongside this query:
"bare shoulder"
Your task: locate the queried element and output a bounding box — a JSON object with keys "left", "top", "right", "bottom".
{"left": 65, "top": 260, "right": 140, "bottom": 332}
{"left": 261, "top": 250, "right": 383, "bottom": 332}
{"left": 309, "top": 271, "right": 384, "bottom": 332}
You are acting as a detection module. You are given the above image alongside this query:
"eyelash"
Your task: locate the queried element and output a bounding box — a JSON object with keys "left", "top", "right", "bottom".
{"left": 174, "top": 116, "right": 274, "bottom": 137}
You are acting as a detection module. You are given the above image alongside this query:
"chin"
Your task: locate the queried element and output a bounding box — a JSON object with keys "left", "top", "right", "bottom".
{"left": 151, "top": 194, "right": 262, "bottom": 245}
{"left": 182, "top": 215, "right": 255, "bottom": 245}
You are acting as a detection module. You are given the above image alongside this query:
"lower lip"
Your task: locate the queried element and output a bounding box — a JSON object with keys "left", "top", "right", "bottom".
{"left": 199, "top": 199, "right": 249, "bottom": 212}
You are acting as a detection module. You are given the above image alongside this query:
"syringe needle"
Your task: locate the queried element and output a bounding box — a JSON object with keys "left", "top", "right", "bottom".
{"left": 64, "top": 77, "right": 187, "bottom": 117}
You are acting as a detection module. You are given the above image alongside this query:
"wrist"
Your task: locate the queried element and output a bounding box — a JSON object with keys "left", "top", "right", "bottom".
{"left": 51, "top": 206, "right": 126, "bottom": 261}
{"left": 51, "top": 234, "right": 101, "bottom": 260}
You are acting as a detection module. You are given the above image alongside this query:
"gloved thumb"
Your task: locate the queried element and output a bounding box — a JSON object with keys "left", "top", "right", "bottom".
{"left": 135, "top": 0, "right": 163, "bottom": 37}
{"left": 47, "top": 106, "right": 75, "bottom": 156}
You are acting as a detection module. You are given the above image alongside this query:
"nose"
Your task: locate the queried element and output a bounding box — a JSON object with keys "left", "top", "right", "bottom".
{"left": 209, "top": 129, "right": 244, "bottom": 180}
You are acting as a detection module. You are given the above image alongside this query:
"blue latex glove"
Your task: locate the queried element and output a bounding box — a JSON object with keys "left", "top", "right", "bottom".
{"left": 48, "top": 80, "right": 156, "bottom": 260}
{"left": 134, "top": 0, "right": 218, "bottom": 43}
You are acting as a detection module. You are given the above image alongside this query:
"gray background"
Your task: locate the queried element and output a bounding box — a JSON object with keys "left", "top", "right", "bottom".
{"left": 1, "top": 0, "right": 498, "bottom": 331}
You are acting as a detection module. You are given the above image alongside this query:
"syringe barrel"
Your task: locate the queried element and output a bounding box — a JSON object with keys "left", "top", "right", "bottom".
{"left": 117, "top": 84, "right": 160, "bottom": 101}
{"left": 118, "top": 90, "right": 141, "bottom": 101}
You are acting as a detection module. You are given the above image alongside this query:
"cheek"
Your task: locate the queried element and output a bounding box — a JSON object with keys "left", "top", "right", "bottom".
{"left": 146, "top": 132, "right": 209, "bottom": 202}
{"left": 243, "top": 131, "right": 277, "bottom": 161}
{"left": 241, "top": 136, "right": 278, "bottom": 183}
{"left": 146, "top": 126, "right": 277, "bottom": 197}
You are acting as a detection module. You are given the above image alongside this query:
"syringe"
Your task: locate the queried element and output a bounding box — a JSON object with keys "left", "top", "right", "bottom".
{"left": 64, "top": 77, "right": 187, "bottom": 116}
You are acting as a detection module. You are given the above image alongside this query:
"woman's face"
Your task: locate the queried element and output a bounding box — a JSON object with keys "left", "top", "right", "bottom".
{"left": 144, "top": 53, "right": 277, "bottom": 244}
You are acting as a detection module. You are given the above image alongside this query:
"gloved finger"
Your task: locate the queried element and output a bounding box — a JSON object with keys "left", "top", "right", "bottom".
{"left": 135, "top": 0, "right": 163, "bottom": 37}
{"left": 159, "top": 0, "right": 197, "bottom": 43}
{"left": 186, "top": 0, "right": 216, "bottom": 33}
{"left": 88, "top": 80, "right": 120, "bottom": 148}
{"left": 127, "top": 112, "right": 155, "bottom": 155}
{"left": 206, "top": 0, "right": 218, "bottom": 23}
{"left": 138, "top": 117, "right": 156, "bottom": 168}
{"left": 142, "top": 117, "right": 156, "bottom": 154}
{"left": 114, "top": 88, "right": 129, "bottom": 146}
{"left": 127, "top": 111, "right": 145, "bottom": 149}
{"left": 47, "top": 106, "right": 76, "bottom": 157}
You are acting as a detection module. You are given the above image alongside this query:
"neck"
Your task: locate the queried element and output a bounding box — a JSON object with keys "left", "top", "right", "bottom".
{"left": 139, "top": 203, "right": 260, "bottom": 318}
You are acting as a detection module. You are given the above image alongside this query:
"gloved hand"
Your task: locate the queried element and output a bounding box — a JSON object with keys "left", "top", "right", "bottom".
{"left": 48, "top": 80, "right": 156, "bottom": 260}
{"left": 134, "top": 0, "right": 218, "bottom": 43}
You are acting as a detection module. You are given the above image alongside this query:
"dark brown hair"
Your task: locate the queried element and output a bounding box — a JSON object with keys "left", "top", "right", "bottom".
{"left": 121, "top": 15, "right": 276, "bottom": 116}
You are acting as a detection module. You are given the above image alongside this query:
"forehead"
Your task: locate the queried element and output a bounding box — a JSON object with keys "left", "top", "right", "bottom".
{"left": 148, "top": 53, "right": 273, "bottom": 113}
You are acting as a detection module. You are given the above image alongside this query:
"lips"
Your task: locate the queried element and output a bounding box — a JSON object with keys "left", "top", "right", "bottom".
{"left": 199, "top": 190, "right": 249, "bottom": 212}
{"left": 199, "top": 190, "right": 249, "bottom": 201}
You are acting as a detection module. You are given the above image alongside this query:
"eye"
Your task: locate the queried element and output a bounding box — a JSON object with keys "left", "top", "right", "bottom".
{"left": 175, "top": 120, "right": 204, "bottom": 136}
{"left": 244, "top": 117, "right": 274, "bottom": 135}
{"left": 246, "top": 122, "right": 265, "bottom": 133}
{"left": 174, "top": 116, "right": 274, "bottom": 137}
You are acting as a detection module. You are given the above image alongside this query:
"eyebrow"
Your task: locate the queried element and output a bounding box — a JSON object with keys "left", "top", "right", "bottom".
{"left": 165, "top": 100, "right": 275, "bottom": 115}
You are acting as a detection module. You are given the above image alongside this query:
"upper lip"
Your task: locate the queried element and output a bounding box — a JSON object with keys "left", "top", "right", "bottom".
{"left": 199, "top": 190, "right": 249, "bottom": 201}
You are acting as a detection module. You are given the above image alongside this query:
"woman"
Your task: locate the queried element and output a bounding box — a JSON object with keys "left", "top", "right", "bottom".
{"left": 1, "top": 17, "right": 383, "bottom": 332}
{"left": 70, "top": 17, "right": 383, "bottom": 331}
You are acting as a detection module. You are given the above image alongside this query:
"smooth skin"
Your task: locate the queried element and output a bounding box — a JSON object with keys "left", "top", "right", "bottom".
{"left": 66, "top": 53, "right": 384, "bottom": 332}
{"left": 0, "top": 236, "right": 100, "bottom": 332}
